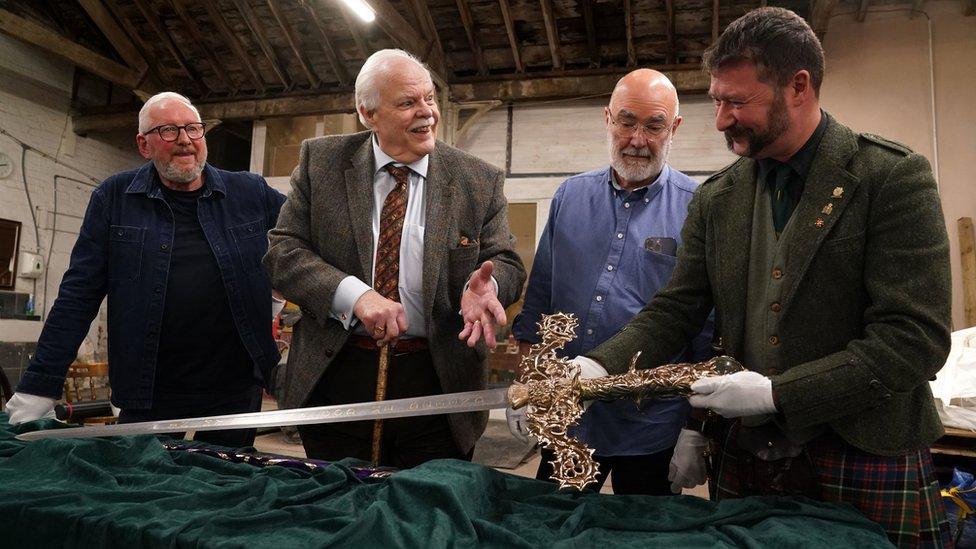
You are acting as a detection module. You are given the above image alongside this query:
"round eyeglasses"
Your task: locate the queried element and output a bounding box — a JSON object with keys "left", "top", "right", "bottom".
{"left": 607, "top": 110, "right": 675, "bottom": 139}
{"left": 143, "top": 122, "right": 206, "bottom": 142}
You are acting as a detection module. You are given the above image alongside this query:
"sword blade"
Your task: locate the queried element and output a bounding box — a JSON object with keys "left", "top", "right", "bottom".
{"left": 15, "top": 388, "right": 511, "bottom": 441}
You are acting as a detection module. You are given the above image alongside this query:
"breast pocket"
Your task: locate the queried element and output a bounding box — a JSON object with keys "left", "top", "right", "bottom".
{"left": 108, "top": 225, "right": 146, "bottom": 282}
{"left": 228, "top": 218, "right": 268, "bottom": 275}
{"left": 624, "top": 248, "right": 678, "bottom": 304}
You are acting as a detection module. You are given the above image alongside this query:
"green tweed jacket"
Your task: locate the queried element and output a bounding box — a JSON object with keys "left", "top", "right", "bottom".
{"left": 587, "top": 113, "right": 951, "bottom": 456}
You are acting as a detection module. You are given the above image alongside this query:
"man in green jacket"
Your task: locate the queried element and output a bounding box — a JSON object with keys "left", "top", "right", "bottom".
{"left": 579, "top": 7, "right": 952, "bottom": 547}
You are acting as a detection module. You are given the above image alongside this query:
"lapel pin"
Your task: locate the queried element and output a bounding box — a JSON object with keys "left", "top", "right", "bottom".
{"left": 815, "top": 218, "right": 825, "bottom": 228}
{"left": 822, "top": 203, "right": 833, "bottom": 215}
{"left": 831, "top": 187, "right": 844, "bottom": 199}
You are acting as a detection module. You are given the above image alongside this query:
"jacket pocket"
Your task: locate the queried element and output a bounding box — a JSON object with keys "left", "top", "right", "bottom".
{"left": 108, "top": 225, "right": 146, "bottom": 282}
{"left": 228, "top": 218, "right": 268, "bottom": 275}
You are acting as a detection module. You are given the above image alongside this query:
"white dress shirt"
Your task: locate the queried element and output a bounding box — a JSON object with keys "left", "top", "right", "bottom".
{"left": 330, "top": 137, "right": 428, "bottom": 337}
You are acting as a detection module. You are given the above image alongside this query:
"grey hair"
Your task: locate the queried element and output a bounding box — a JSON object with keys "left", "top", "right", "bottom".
{"left": 355, "top": 49, "right": 432, "bottom": 128}
{"left": 138, "top": 92, "right": 201, "bottom": 133}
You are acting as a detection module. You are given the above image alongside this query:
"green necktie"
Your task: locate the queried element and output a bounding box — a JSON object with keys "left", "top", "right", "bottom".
{"left": 769, "top": 164, "right": 794, "bottom": 233}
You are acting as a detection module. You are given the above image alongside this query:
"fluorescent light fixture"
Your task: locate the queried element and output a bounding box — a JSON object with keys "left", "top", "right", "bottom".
{"left": 340, "top": 0, "right": 376, "bottom": 22}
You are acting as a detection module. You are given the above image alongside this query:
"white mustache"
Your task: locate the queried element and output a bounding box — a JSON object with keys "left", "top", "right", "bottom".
{"left": 620, "top": 146, "right": 652, "bottom": 158}
{"left": 410, "top": 118, "right": 435, "bottom": 130}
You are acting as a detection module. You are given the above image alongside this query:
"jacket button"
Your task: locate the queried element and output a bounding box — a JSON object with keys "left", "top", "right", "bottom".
{"left": 768, "top": 335, "right": 779, "bottom": 346}
{"left": 160, "top": 244, "right": 169, "bottom": 251}
{"left": 770, "top": 302, "right": 781, "bottom": 313}
{"left": 771, "top": 268, "right": 783, "bottom": 280}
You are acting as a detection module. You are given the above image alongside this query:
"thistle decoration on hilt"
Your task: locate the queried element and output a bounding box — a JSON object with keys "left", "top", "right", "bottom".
{"left": 507, "top": 312, "right": 743, "bottom": 491}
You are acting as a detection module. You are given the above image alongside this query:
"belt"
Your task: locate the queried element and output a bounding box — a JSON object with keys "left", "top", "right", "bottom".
{"left": 347, "top": 335, "right": 429, "bottom": 354}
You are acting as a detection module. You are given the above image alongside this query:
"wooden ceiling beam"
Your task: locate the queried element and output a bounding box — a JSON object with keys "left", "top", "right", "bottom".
{"left": 455, "top": 0, "right": 488, "bottom": 75}
{"left": 169, "top": 0, "right": 234, "bottom": 93}
{"left": 497, "top": 0, "right": 523, "bottom": 72}
{"left": 539, "top": 0, "right": 563, "bottom": 70}
{"left": 623, "top": 0, "right": 636, "bottom": 66}
{"left": 202, "top": 2, "right": 266, "bottom": 94}
{"left": 712, "top": 0, "right": 719, "bottom": 44}
{"left": 452, "top": 68, "right": 709, "bottom": 102}
{"left": 580, "top": 0, "right": 599, "bottom": 68}
{"left": 666, "top": 0, "right": 676, "bottom": 64}
{"left": 366, "top": 0, "right": 449, "bottom": 87}
{"left": 857, "top": 0, "right": 870, "bottom": 22}
{"left": 404, "top": 0, "right": 448, "bottom": 75}
{"left": 303, "top": 1, "right": 350, "bottom": 86}
{"left": 130, "top": 0, "right": 205, "bottom": 90}
{"left": 231, "top": 0, "right": 291, "bottom": 89}
{"left": 77, "top": 0, "right": 147, "bottom": 73}
{"left": 267, "top": 0, "right": 321, "bottom": 87}
{"left": 0, "top": 7, "right": 147, "bottom": 91}
{"left": 810, "top": 0, "right": 839, "bottom": 35}
{"left": 332, "top": 1, "right": 372, "bottom": 60}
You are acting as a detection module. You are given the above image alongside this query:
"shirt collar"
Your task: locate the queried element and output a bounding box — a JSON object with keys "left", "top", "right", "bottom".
{"left": 758, "top": 109, "right": 828, "bottom": 187}
{"left": 372, "top": 134, "right": 429, "bottom": 179}
{"left": 608, "top": 164, "right": 670, "bottom": 197}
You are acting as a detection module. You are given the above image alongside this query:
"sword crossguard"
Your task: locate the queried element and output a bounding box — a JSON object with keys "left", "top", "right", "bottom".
{"left": 507, "top": 313, "right": 743, "bottom": 491}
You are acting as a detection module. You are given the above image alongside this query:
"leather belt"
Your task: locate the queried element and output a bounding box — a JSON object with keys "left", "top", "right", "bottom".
{"left": 347, "top": 335, "right": 429, "bottom": 354}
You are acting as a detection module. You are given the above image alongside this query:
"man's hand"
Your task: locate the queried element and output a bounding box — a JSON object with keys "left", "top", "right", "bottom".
{"left": 668, "top": 429, "right": 710, "bottom": 494}
{"left": 6, "top": 392, "right": 57, "bottom": 425}
{"left": 688, "top": 371, "right": 777, "bottom": 418}
{"left": 353, "top": 290, "right": 408, "bottom": 346}
{"left": 458, "top": 261, "right": 506, "bottom": 348}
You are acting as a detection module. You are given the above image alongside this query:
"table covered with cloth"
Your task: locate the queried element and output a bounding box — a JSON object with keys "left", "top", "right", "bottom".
{"left": 0, "top": 414, "right": 893, "bottom": 548}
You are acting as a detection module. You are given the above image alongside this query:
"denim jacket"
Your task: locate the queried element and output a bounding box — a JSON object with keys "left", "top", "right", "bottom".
{"left": 18, "top": 162, "right": 286, "bottom": 409}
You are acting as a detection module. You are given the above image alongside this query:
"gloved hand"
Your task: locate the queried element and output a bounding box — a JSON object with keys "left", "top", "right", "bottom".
{"left": 689, "top": 371, "right": 777, "bottom": 418}
{"left": 668, "top": 428, "right": 710, "bottom": 494}
{"left": 506, "top": 406, "right": 533, "bottom": 444}
{"left": 573, "top": 356, "right": 608, "bottom": 379}
{"left": 6, "top": 392, "right": 57, "bottom": 424}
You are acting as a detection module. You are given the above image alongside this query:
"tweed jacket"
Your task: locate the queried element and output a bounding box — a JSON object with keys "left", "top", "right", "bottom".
{"left": 587, "top": 113, "right": 951, "bottom": 456}
{"left": 263, "top": 131, "right": 526, "bottom": 453}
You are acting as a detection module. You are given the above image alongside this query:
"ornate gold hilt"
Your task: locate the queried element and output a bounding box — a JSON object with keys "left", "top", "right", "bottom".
{"left": 506, "top": 312, "right": 742, "bottom": 491}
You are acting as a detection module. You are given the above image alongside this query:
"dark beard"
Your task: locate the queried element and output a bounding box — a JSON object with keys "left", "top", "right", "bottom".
{"left": 723, "top": 91, "right": 790, "bottom": 158}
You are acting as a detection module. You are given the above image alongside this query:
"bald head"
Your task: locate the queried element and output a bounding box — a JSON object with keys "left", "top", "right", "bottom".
{"left": 605, "top": 69, "right": 682, "bottom": 189}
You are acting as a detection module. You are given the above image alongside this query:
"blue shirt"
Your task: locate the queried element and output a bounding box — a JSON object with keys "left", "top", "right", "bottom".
{"left": 18, "top": 163, "right": 286, "bottom": 410}
{"left": 512, "top": 165, "right": 713, "bottom": 456}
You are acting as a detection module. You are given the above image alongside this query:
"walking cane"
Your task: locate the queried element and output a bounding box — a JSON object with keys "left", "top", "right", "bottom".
{"left": 370, "top": 345, "right": 390, "bottom": 465}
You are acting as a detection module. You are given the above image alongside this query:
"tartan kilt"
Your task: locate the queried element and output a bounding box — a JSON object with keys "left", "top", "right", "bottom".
{"left": 711, "top": 423, "right": 952, "bottom": 549}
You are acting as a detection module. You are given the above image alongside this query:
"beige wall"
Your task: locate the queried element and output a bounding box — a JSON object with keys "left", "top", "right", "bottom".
{"left": 820, "top": 0, "right": 976, "bottom": 330}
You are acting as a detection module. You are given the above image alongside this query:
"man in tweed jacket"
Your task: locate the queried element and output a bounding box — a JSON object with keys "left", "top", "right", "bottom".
{"left": 580, "top": 8, "right": 951, "bottom": 547}
{"left": 264, "top": 49, "right": 525, "bottom": 467}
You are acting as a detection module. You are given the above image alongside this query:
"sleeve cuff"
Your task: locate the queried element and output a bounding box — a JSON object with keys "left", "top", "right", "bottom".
{"left": 332, "top": 276, "right": 372, "bottom": 329}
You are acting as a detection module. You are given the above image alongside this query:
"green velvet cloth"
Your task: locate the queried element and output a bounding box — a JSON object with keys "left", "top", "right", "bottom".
{"left": 0, "top": 415, "right": 893, "bottom": 548}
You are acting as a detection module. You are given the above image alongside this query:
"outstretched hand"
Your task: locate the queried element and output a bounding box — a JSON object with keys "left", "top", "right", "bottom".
{"left": 458, "top": 261, "right": 507, "bottom": 348}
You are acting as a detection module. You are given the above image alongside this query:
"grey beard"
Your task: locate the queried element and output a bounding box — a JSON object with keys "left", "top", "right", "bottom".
{"left": 155, "top": 157, "right": 205, "bottom": 185}
{"left": 608, "top": 135, "right": 670, "bottom": 185}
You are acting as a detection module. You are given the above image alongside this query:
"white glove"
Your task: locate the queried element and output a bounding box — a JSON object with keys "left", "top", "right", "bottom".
{"left": 573, "top": 356, "right": 608, "bottom": 379}
{"left": 669, "top": 428, "right": 710, "bottom": 494}
{"left": 688, "top": 371, "right": 777, "bottom": 418}
{"left": 110, "top": 403, "right": 122, "bottom": 417}
{"left": 6, "top": 392, "right": 57, "bottom": 425}
{"left": 506, "top": 406, "right": 533, "bottom": 444}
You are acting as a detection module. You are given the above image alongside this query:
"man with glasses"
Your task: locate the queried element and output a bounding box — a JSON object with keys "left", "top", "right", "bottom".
{"left": 508, "top": 69, "right": 712, "bottom": 495}
{"left": 7, "top": 92, "right": 286, "bottom": 448}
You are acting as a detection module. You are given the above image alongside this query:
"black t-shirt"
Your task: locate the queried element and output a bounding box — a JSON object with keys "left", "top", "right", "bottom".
{"left": 154, "top": 185, "right": 254, "bottom": 404}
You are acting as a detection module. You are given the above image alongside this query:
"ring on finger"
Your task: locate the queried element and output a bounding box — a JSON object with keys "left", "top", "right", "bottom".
{"left": 375, "top": 326, "right": 386, "bottom": 333}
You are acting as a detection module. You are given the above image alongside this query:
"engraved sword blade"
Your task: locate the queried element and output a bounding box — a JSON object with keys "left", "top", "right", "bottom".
{"left": 15, "top": 388, "right": 511, "bottom": 441}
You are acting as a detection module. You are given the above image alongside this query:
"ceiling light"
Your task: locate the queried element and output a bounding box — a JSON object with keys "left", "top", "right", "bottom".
{"left": 339, "top": 0, "right": 376, "bottom": 22}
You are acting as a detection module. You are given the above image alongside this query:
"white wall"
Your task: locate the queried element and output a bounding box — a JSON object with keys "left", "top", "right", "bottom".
{"left": 0, "top": 34, "right": 144, "bottom": 351}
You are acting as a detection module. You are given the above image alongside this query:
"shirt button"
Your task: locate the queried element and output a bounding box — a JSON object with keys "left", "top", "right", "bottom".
{"left": 623, "top": 203, "right": 631, "bottom": 209}
{"left": 595, "top": 296, "right": 603, "bottom": 302}
{"left": 586, "top": 329, "right": 594, "bottom": 335}
{"left": 606, "top": 265, "right": 614, "bottom": 271}
{"left": 770, "top": 302, "right": 781, "bottom": 313}
{"left": 644, "top": 198, "right": 649, "bottom": 203}
{"left": 160, "top": 244, "right": 169, "bottom": 251}
{"left": 771, "top": 268, "right": 784, "bottom": 279}
{"left": 768, "top": 335, "right": 779, "bottom": 346}
{"left": 617, "top": 233, "right": 624, "bottom": 239}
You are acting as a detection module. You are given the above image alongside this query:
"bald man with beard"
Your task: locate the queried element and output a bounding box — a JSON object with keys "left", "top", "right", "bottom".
{"left": 509, "top": 69, "right": 713, "bottom": 495}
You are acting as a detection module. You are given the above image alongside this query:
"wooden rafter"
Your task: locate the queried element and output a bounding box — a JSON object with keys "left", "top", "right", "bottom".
{"left": 0, "top": 8, "right": 145, "bottom": 90}
{"left": 202, "top": 2, "right": 266, "bottom": 94}
{"left": 580, "top": 0, "right": 599, "bottom": 68}
{"left": 303, "top": 1, "right": 350, "bottom": 86}
{"left": 333, "top": 1, "right": 371, "bottom": 60}
{"left": 267, "top": 0, "right": 321, "bottom": 87}
{"left": 77, "top": 0, "right": 147, "bottom": 73}
{"left": 130, "top": 0, "right": 204, "bottom": 89}
{"left": 456, "top": 0, "right": 487, "bottom": 75}
{"left": 666, "top": 0, "right": 675, "bottom": 64}
{"left": 623, "top": 0, "right": 636, "bottom": 66}
{"left": 712, "top": 0, "right": 719, "bottom": 44}
{"left": 231, "top": 0, "right": 291, "bottom": 89}
{"left": 363, "top": 0, "right": 448, "bottom": 86}
{"left": 810, "top": 0, "right": 839, "bottom": 35}
{"left": 857, "top": 0, "right": 870, "bottom": 22}
{"left": 168, "top": 0, "right": 234, "bottom": 93}
{"left": 539, "top": 0, "right": 562, "bottom": 70}
{"left": 404, "top": 0, "right": 448, "bottom": 74}
{"left": 497, "top": 0, "right": 523, "bottom": 72}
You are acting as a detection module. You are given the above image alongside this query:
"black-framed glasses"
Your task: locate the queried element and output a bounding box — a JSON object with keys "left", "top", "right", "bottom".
{"left": 606, "top": 109, "right": 674, "bottom": 139}
{"left": 143, "top": 122, "right": 206, "bottom": 142}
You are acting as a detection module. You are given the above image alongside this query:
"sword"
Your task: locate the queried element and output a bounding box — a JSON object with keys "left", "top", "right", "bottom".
{"left": 15, "top": 387, "right": 511, "bottom": 442}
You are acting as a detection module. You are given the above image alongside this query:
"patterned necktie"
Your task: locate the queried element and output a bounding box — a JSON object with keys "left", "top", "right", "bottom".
{"left": 373, "top": 165, "right": 410, "bottom": 302}
{"left": 769, "top": 163, "right": 794, "bottom": 233}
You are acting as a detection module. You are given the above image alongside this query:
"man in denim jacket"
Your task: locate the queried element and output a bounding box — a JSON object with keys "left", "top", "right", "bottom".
{"left": 7, "top": 92, "right": 286, "bottom": 448}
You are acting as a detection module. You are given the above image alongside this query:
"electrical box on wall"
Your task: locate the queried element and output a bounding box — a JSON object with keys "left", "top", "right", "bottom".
{"left": 17, "top": 252, "right": 43, "bottom": 278}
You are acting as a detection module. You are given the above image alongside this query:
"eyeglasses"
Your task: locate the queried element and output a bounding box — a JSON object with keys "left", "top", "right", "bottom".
{"left": 606, "top": 110, "right": 675, "bottom": 139}
{"left": 143, "top": 123, "right": 206, "bottom": 142}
